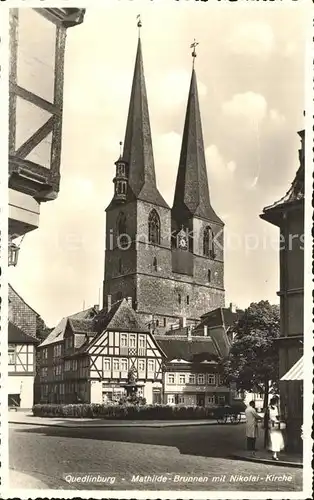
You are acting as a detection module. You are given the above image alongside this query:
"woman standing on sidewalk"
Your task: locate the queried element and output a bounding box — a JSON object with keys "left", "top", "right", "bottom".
{"left": 267, "top": 397, "right": 285, "bottom": 460}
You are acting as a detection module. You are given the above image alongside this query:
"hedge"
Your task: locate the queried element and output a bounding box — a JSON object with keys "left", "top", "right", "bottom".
{"left": 32, "top": 402, "right": 246, "bottom": 420}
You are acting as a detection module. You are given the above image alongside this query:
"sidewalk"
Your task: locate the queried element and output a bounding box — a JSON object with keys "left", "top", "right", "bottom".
{"left": 9, "top": 411, "right": 222, "bottom": 428}
{"left": 9, "top": 469, "right": 49, "bottom": 489}
{"left": 230, "top": 449, "right": 303, "bottom": 468}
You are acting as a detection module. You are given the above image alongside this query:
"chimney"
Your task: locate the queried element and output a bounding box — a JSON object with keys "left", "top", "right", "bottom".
{"left": 179, "top": 316, "right": 186, "bottom": 328}
{"left": 127, "top": 296, "right": 133, "bottom": 307}
{"left": 203, "top": 325, "right": 208, "bottom": 337}
{"left": 107, "top": 294, "right": 112, "bottom": 312}
{"left": 229, "top": 302, "right": 236, "bottom": 313}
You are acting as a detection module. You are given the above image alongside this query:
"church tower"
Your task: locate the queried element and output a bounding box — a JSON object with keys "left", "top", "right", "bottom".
{"left": 103, "top": 30, "right": 225, "bottom": 332}
{"left": 103, "top": 29, "right": 172, "bottom": 327}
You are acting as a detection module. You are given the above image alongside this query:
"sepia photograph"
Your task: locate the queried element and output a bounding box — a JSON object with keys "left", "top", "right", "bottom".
{"left": 1, "top": 1, "right": 312, "bottom": 498}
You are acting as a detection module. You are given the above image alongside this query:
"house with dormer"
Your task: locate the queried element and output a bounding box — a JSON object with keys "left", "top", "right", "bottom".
{"left": 37, "top": 299, "right": 164, "bottom": 404}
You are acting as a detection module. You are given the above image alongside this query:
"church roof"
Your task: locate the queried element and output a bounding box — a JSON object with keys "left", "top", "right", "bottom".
{"left": 8, "top": 321, "right": 40, "bottom": 344}
{"left": 121, "top": 37, "right": 169, "bottom": 209}
{"left": 172, "top": 69, "right": 222, "bottom": 224}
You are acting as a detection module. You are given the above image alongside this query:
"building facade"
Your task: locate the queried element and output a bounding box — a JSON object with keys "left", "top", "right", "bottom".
{"left": 103, "top": 34, "right": 225, "bottom": 333}
{"left": 261, "top": 129, "right": 304, "bottom": 451}
{"left": 9, "top": 8, "right": 85, "bottom": 252}
{"left": 37, "top": 299, "right": 164, "bottom": 405}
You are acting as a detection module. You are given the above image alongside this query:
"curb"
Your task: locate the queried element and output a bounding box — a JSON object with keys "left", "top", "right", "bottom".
{"left": 9, "top": 420, "right": 220, "bottom": 429}
{"left": 229, "top": 454, "right": 303, "bottom": 469}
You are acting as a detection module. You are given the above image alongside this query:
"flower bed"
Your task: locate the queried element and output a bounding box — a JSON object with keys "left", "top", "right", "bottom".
{"left": 32, "top": 402, "right": 246, "bottom": 420}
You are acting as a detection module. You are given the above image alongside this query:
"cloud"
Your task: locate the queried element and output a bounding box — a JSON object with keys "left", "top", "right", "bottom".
{"left": 152, "top": 70, "right": 207, "bottom": 109}
{"left": 206, "top": 144, "right": 237, "bottom": 182}
{"left": 269, "top": 109, "right": 286, "bottom": 127}
{"left": 222, "top": 92, "right": 268, "bottom": 124}
{"left": 227, "top": 22, "right": 275, "bottom": 57}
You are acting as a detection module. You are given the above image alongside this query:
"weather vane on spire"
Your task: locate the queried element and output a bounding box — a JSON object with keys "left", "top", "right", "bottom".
{"left": 190, "top": 39, "right": 199, "bottom": 67}
{"left": 136, "top": 14, "right": 142, "bottom": 37}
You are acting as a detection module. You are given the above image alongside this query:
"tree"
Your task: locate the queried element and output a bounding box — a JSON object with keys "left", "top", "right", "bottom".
{"left": 222, "top": 300, "right": 280, "bottom": 410}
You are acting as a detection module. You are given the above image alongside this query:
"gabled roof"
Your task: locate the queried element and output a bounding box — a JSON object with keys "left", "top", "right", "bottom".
{"left": 39, "top": 307, "right": 98, "bottom": 347}
{"left": 172, "top": 69, "right": 223, "bottom": 225}
{"left": 8, "top": 321, "right": 39, "bottom": 344}
{"left": 154, "top": 335, "right": 220, "bottom": 362}
{"left": 68, "top": 318, "right": 96, "bottom": 335}
{"left": 94, "top": 299, "right": 149, "bottom": 334}
{"left": 8, "top": 284, "right": 40, "bottom": 317}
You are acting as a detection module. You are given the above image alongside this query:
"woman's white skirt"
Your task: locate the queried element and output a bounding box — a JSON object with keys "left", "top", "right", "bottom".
{"left": 268, "top": 429, "right": 285, "bottom": 452}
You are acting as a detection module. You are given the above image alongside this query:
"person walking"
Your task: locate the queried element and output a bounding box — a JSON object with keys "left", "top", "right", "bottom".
{"left": 245, "top": 400, "right": 263, "bottom": 456}
{"left": 267, "top": 396, "right": 284, "bottom": 460}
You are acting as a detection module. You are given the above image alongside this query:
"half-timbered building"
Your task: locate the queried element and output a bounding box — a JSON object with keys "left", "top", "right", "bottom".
{"left": 37, "top": 299, "right": 164, "bottom": 404}
{"left": 9, "top": 8, "right": 85, "bottom": 259}
{"left": 8, "top": 321, "right": 39, "bottom": 408}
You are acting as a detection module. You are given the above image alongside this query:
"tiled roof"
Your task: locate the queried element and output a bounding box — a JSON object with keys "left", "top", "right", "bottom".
{"left": 8, "top": 321, "right": 39, "bottom": 344}
{"left": 94, "top": 299, "right": 149, "bottom": 334}
{"left": 39, "top": 307, "right": 98, "bottom": 347}
{"left": 172, "top": 69, "right": 223, "bottom": 224}
{"left": 68, "top": 318, "right": 96, "bottom": 334}
{"left": 154, "top": 335, "right": 220, "bottom": 362}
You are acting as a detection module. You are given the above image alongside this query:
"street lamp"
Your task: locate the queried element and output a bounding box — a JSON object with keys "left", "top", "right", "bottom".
{"left": 8, "top": 241, "right": 20, "bottom": 267}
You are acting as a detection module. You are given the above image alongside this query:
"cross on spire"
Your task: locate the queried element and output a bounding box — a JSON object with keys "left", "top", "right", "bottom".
{"left": 190, "top": 39, "right": 199, "bottom": 67}
{"left": 136, "top": 14, "right": 142, "bottom": 38}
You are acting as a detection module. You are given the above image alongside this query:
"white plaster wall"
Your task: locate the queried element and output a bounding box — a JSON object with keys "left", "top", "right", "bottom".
{"left": 9, "top": 375, "right": 34, "bottom": 408}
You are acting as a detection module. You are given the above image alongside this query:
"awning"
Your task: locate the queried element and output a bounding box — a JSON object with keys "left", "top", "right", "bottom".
{"left": 280, "top": 356, "right": 303, "bottom": 381}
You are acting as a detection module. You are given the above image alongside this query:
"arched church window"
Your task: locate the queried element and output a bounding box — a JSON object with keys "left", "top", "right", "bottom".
{"left": 203, "top": 226, "right": 215, "bottom": 258}
{"left": 148, "top": 209, "right": 160, "bottom": 245}
{"left": 117, "top": 212, "right": 127, "bottom": 236}
{"left": 178, "top": 294, "right": 181, "bottom": 305}
{"left": 186, "top": 295, "right": 190, "bottom": 305}
{"left": 208, "top": 269, "right": 211, "bottom": 282}
{"left": 153, "top": 257, "right": 157, "bottom": 271}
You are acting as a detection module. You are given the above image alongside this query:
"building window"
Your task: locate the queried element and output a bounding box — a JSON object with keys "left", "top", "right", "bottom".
{"left": 121, "top": 358, "right": 128, "bottom": 371}
{"left": 129, "top": 334, "right": 136, "bottom": 348}
{"left": 103, "top": 358, "right": 111, "bottom": 371}
{"left": 153, "top": 257, "right": 157, "bottom": 271}
{"left": 117, "top": 212, "right": 127, "bottom": 235}
{"left": 118, "top": 258, "right": 122, "bottom": 274}
{"left": 120, "top": 333, "right": 128, "bottom": 347}
{"left": 113, "top": 358, "right": 120, "bottom": 371}
{"left": 148, "top": 209, "right": 160, "bottom": 245}
{"left": 207, "top": 374, "right": 216, "bottom": 385}
{"left": 178, "top": 294, "right": 181, "bottom": 305}
{"left": 188, "top": 374, "right": 196, "bottom": 384}
{"left": 138, "top": 335, "right": 146, "bottom": 348}
{"left": 218, "top": 396, "right": 225, "bottom": 405}
{"left": 208, "top": 269, "right": 211, "bottom": 282}
{"left": 147, "top": 359, "right": 155, "bottom": 373}
{"left": 65, "top": 360, "right": 71, "bottom": 371}
{"left": 198, "top": 374, "right": 205, "bottom": 384}
{"left": 138, "top": 359, "right": 145, "bottom": 372}
{"left": 41, "top": 367, "right": 48, "bottom": 378}
{"left": 163, "top": 318, "right": 166, "bottom": 327}
{"left": 179, "top": 374, "right": 186, "bottom": 384}
{"left": 167, "top": 394, "right": 175, "bottom": 405}
{"left": 186, "top": 295, "right": 190, "bottom": 305}
{"left": 168, "top": 373, "right": 175, "bottom": 384}
{"left": 218, "top": 374, "right": 224, "bottom": 386}
{"left": 156, "top": 319, "right": 159, "bottom": 327}
{"left": 208, "top": 395, "right": 215, "bottom": 405}
{"left": 42, "top": 348, "right": 48, "bottom": 360}
{"left": 8, "top": 345, "right": 15, "bottom": 365}
{"left": 203, "top": 226, "right": 215, "bottom": 258}
{"left": 178, "top": 395, "right": 185, "bottom": 404}
{"left": 72, "top": 359, "right": 78, "bottom": 371}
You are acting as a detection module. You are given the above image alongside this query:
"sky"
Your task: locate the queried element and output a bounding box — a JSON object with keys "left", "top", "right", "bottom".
{"left": 9, "top": 3, "right": 306, "bottom": 327}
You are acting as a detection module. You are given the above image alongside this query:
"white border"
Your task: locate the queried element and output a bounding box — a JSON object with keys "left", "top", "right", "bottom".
{"left": 0, "top": 1, "right": 313, "bottom": 499}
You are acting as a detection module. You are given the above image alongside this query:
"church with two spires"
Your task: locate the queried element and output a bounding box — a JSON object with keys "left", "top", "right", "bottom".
{"left": 103, "top": 32, "right": 225, "bottom": 334}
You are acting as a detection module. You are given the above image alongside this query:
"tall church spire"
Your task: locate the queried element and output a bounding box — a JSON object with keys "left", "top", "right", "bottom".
{"left": 172, "top": 68, "right": 222, "bottom": 223}
{"left": 122, "top": 34, "right": 168, "bottom": 208}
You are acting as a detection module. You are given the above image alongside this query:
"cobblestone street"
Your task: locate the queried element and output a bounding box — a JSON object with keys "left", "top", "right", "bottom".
{"left": 9, "top": 423, "right": 302, "bottom": 492}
